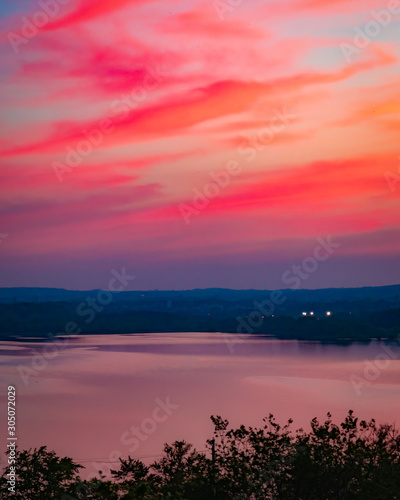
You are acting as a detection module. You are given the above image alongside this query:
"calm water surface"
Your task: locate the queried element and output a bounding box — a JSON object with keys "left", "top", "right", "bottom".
{"left": 1, "top": 333, "right": 399, "bottom": 478}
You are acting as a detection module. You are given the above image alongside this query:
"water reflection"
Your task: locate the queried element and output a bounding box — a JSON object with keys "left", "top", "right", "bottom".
{"left": 0, "top": 333, "right": 399, "bottom": 478}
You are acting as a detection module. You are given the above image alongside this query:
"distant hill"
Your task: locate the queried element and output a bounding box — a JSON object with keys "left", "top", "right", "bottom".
{"left": 0, "top": 284, "right": 399, "bottom": 303}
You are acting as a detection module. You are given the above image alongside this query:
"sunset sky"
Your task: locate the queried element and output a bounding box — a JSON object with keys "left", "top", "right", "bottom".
{"left": 0, "top": 0, "right": 399, "bottom": 290}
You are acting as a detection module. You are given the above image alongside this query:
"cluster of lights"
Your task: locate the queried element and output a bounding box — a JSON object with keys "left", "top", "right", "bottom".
{"left": 302, "top": 311, "right": 332, "bottom": 317}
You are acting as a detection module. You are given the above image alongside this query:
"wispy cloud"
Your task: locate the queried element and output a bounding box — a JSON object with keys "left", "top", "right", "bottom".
{"left": 0, "top": 0, "right": 399, "bottom": 287}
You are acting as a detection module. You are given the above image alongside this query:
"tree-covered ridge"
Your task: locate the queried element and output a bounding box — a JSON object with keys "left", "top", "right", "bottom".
{"left": 0, "top": 301, "right": 399, "bottom": 342}
{"left": 1, "top": 411, "right": 400, "bottom": 499}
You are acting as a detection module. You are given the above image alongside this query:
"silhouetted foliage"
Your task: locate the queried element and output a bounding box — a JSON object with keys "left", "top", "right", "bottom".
{"left": 0, "top": 446, "right": 82, "bottom": 499}
{"left": 2, "top": 412, "right": 400, "bottom": 499}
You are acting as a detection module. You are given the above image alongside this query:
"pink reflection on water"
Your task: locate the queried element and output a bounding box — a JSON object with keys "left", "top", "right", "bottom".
{"left": 0, "top": 333, "right": 399, "bottom": 478}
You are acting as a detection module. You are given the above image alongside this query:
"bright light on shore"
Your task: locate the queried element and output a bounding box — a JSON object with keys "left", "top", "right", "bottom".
{"left": 326, "top": 311, "right": 332, "bottom": 316}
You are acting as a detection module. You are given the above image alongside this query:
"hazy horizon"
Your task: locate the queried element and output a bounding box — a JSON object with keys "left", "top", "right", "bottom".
{"left": 1, "top": 281, "right": 400, "bottom": 293}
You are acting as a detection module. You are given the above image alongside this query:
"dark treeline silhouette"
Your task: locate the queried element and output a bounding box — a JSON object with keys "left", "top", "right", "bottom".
{"left": 1, "top": 411, "right": 400, "bottom": 499}
{"left": 1, "top": 301, "right": 399, "bottom": 342}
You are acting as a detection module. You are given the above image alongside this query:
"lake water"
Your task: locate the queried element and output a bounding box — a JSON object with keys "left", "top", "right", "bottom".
{"left": 1, "top": 332, "right": 399, "bottom": 479}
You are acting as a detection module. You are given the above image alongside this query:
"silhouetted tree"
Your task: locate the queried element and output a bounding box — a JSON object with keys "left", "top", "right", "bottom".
{"left": 2, "top": 412, "right": 400, "bottom": 499}
{"left": 0, "top": 446, "right": 83, "bottom": 499}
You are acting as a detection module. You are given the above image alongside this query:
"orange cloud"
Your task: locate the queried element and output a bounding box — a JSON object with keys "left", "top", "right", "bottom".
{"left": 1, "top": 45, "right": 396, "bottom": 161}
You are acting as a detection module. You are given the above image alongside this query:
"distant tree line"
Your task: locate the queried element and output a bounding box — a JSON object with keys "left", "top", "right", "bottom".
{"left": 1, "top": 411, "right": 400, "bottom": 499}
{"left": 0, "top": 301, "right": 399, "bottom": 342}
